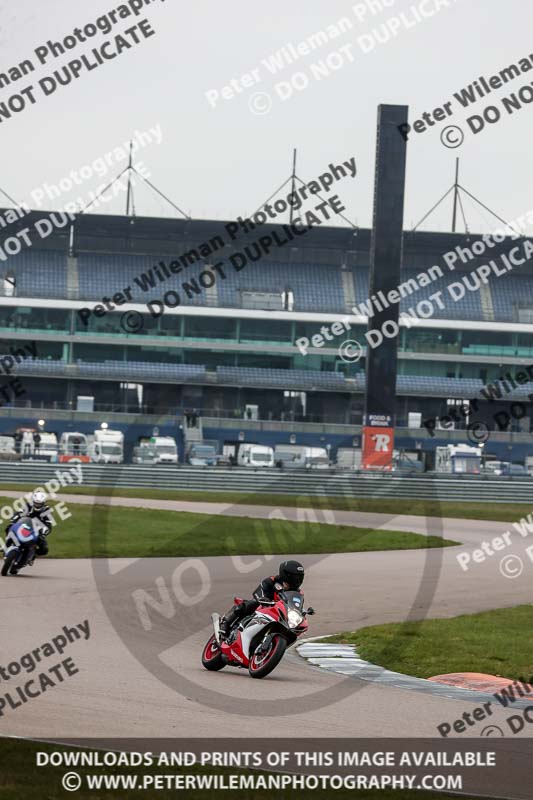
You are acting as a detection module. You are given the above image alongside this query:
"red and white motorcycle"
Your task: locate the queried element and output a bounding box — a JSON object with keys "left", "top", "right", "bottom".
{"left": 201, "top": 590, "right": 315, "bottom": 679}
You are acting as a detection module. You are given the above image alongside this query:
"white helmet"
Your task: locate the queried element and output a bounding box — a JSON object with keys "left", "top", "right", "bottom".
{"left": 32, "top": 490, "right": 47, "bottom": 510}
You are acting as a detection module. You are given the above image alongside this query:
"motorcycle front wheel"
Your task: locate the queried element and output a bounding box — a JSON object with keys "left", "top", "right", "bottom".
{"left": 201, "top": 634, "right": 226, "bottom": 671}
{"left": 248, "top": 634, "right": 287, "bottom": 679}
{"left": 1, "top": 551, "right": 19, "bottom": 576}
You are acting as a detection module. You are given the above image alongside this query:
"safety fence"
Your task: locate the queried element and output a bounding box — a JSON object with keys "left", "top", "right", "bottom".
{"left": 0, "top": 463, "right": 531, "bottom": 503}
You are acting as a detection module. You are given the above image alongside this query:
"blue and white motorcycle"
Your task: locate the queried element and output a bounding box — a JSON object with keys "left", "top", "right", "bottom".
{"left": 1, "top": 517, "right": 42, "bottom": 576}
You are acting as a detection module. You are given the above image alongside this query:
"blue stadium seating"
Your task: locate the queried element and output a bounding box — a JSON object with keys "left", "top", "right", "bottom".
{"left": 216, "top": 260, "right": 346, "bottom": 313}
{"left": 11, "top": 356, "right": 533, "bottom": 399}
{"left": 12, "top": 358, "right": 206, "bottom": 383}
{"left": 217, "top": 366, "right": 347, "bottom": 390}
{"left": 76, "top": 254, "right": 211, "bottom": 307}
{"left": 2, "top": 246, "right": 531, "bottom": 323}
{"left": 77, "top": 254, "right": 149, "bottom": 300}
{"left": 354, "top": 372, "right": 533, "bottom": 399}
{"left": 352, "top": 267, "right": 484, "bottom": 321}
{"left": 12, "top": 358, "right": 345, "bottom": 390}
{"left": 1, "top": 251, "right": 67, "bottom": 298}
{"left": 489, "top": 276, "right": 531, "bottom": 322}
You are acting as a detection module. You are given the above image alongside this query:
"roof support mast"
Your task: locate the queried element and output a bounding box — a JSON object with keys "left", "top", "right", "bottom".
{"left": 249, "top": 150, "right": 357, "bottom": 229}
{"left": 451, "top": 157, "right": 459, "bottom": 233}
{"left": 413, "top": 160, "right": 519, "bottom": 237}
{"left": 126, "top": 140, "right": 133, "bottom": 217}
{"left": 289, "top": 148, "right": 297, "bottom": 226}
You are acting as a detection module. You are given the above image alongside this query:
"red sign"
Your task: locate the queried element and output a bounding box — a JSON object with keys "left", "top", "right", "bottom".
{"left": 362, "top": 426, "right": 394, "bottom": 471}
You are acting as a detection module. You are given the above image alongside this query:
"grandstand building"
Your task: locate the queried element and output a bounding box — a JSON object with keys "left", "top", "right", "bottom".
{"left": 1, "top": 209, "right": 533, "bottom": 462}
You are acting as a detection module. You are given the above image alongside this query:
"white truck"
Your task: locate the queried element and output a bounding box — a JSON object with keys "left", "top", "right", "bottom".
{"left": 237, "top": 444, "right": 275, "bottom": 468}
{"left": 435, "top": 444, "right": 482, "bottom": 475}
{"left": 59, "top": 432, "right": 90, "bottom": 463}
{"left": 138, "top": 435, "right": 178, "bottom": 464}
{"left": 89, "top": 429, "right": 124, "bottom": 464}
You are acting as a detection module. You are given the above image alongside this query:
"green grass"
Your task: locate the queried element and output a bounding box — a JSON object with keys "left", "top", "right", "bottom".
{"left": 0, "top": 739, "right": 491, "bottom": 800}
{"left": 0, "top": 482, "right": 530, "bottom": 522}
{"left": 324, "top": 606, "right": 533, "bottom": 681}
{"left": 0, "top": 497, "right": 457, "bottom": 558}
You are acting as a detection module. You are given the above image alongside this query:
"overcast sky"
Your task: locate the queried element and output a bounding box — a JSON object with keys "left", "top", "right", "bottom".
{"left": 1, "top": 0, "right": 532, "bottom": 234}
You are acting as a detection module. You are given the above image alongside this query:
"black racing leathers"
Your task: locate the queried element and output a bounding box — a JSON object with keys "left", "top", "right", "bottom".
{"left": 221, "top": 575, "right": 284, "bottom": 636}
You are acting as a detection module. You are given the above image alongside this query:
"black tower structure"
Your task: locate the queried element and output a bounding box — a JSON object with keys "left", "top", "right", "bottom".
{"left": 362, "top": 104, "right": 408, "bottom": 469}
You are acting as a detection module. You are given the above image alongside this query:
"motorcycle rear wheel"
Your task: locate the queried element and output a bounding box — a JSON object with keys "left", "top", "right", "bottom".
{"left": 1, "top": 551, "right": 18, "bottom": 577}
{"left": 201, "top": 634, "right": 225, "bottom": 671}
{"left": 249, "top": 635, "right": 287, "bottom": 679}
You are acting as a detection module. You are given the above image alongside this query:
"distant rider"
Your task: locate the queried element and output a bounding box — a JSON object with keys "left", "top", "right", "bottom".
{"left": 6, "top": 490, "right": 53, "bottom": 560}
{"left": 219, "top": 560, "right": 305, "bottom": 639}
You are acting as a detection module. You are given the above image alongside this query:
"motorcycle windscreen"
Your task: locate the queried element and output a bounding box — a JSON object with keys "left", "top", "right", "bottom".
{"left": 281, "top": 590, "right": 304, "bottom": 610}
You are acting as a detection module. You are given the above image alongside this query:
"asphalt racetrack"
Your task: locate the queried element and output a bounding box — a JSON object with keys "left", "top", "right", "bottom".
{"left": 1, "top": 496, "right": 532, "bottom": 749}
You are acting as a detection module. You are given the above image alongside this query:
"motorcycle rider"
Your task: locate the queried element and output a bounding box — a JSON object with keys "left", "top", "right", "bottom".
{"left": 6, "top": 490, "right": 53, "bottom": 561}
{"left": 219, "top": 560, "right": 305, "bottom": 640}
